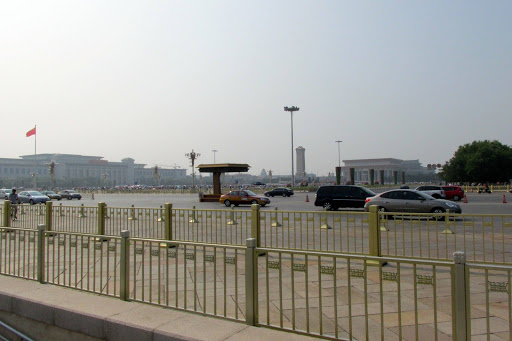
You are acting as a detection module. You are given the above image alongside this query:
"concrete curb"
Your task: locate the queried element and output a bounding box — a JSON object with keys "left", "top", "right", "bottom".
{"left": 0, "top": 276, "right": 319, "bottom": 340}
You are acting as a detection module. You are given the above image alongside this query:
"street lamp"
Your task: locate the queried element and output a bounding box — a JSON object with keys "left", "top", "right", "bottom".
{"left": 284, "top": 106, "right": 300, "bottom": 186}
{"left": 335, "top": 140, "right": 343, "bottom": 167}
{"left": 185, "top": 149, "right": 200, "bottom": 190}
{"left": 212, "top": 150, "right": 218, "bottom": 164}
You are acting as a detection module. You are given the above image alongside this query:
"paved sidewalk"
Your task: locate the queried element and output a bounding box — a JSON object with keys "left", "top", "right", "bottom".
{"left": 0, "top": 275, "right": 321, "bottom": 341}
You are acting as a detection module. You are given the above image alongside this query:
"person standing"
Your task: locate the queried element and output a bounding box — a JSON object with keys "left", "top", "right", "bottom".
{"left": 8, "top": 189, "right": 20, "bottom": 220}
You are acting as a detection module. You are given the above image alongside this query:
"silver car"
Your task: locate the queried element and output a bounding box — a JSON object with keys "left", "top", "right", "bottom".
{"left": 364, "top": 189, "right": 461, "bottom": 215}
{"left": 18, "top": 191, "right": 50, "bottom": 205}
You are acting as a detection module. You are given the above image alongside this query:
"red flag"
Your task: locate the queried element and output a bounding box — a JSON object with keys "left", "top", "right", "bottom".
{"left": 26, "top": 127, "right": 36, "bottom": 137}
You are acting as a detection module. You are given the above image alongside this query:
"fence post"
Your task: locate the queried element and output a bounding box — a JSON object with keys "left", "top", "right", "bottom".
{"left": 164, "top": 203, "right": 172, "bottom": 242}
{"left": 37, "top": 224, "right": 46, "bottom": 283}
{"left": 368, "top": 205, "right": 385, "bottom": 265}
{"left": 45, "top": 201, "right": 53, "bottom": 232}
{"left": 97, "top": 202, "right": 106, "bottom": 235}
{"left": 120, "top": 230, "right": 130, "bottom": 301}
{"left": 3, "top": 201, "right": 10, "bottom": 227}
{"left": 245, "top": 238, "right": 258, "bottom": 325}
{"left": 250, "top": 204, "right": 260, "bottom": 247}
{"left": 453, "top": 251, "right": 468, "bottom": 341}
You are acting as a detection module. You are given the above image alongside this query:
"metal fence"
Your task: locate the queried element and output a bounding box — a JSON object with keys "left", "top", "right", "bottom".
{"left": 129, "top": 238, "right": 246, "bottom": 321}
{"left": 6, "top": 202, "right": 512, "bottom": 265}
{"left": 44, "top": 231, "right": 120, "bottom": 297}
{"left": 0, "top": 225, "right": 511, "bottom": 340}
{"left": 380, "top": 212, "right": 512, "bottom": 263}
{"left": 0, "top": 228, "right": 38, "bottom": 280}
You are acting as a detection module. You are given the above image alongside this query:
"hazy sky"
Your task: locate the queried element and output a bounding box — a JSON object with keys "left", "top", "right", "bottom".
{"left": 2, "top": 1, "right": 511, "bottom": 176}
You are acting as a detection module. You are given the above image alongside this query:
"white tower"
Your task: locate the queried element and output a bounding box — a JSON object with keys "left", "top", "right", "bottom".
{"left": 295, "top": 146, "right": 306, "bottom": 178}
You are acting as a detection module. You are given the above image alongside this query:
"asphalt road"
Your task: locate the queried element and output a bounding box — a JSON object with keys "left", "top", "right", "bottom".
{"left": 55, "top": 190, "right": 512, "bottom": 215}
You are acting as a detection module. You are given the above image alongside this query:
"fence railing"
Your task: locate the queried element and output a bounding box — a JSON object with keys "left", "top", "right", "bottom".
{"left": 1, "top": 224, "right": 510, "bottom": 341}
{"left": 380, "top": 212, "right": 512, "bottom": 263}
{"left": 5, "top": 201, "right": 512, "bottom": 264}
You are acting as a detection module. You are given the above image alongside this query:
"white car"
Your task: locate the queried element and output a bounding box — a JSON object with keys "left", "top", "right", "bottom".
{"left": 414, "top": 186, "right": 446, "bottom": 199}
{"left": 0, "top": 189, "right": 12, "bottom": 200}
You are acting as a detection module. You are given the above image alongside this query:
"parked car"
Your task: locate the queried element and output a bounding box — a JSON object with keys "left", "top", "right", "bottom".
{"left": 252, "top": 182, "right": 265, "bottom": 186}
{"left": 364, "top": 189, "right": 462, "bottom": 217}
{"left": 0, "top": 189, "right": 12, "bottom": 200}
{"left": 414, "top": 185, "right": 446, "bottom": 199}
{"left": 41, "top": 190, "right": 62, "bottom": 200}
{"left": 442, "top": 186, "right": 464, "bottom": 201}
{"left": 59, "top": 190, "right": 82, "bottom": 200}
{"left": 18, "top": 191, "right": 50, "bottom": 205}
{"left": 314, "top": 185, "right": 376, "bottom": 211}
{"left": 219, "top": 190, "right": 270, "bottom": 207}
{"left": 264, "top": 187, "right": 294, "bottom": 197}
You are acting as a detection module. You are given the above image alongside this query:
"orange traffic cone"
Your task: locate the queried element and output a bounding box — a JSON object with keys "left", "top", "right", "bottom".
{"left": 463, "top": 195, "right": 468, "bottom": 203}
{"left": 305, "top": 195, "right": 309, "bottom": 202}
{"left": 503, "top": 195, "right": 507, "bottom": 204}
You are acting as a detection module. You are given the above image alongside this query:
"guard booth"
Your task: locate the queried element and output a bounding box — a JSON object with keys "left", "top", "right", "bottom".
{"left": 197, "top": 163, "right": 250, "bottom": 202}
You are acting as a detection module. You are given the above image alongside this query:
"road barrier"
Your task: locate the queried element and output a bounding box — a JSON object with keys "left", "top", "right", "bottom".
{"left": 5, "top": 201, "right": 512, "bottom": 264}
{"left": 0, "top": 225, "right": 511, "bottom": 340}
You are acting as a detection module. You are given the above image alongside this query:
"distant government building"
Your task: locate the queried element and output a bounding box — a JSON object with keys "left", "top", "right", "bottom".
{"left": 341, "top": 158, "right": 435, "bottom": 182}
{"left": 0, "top": 154, "right": 186, "bottom": 186}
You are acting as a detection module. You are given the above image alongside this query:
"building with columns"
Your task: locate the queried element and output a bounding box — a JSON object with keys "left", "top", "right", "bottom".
{"left": 0, "top": 154, "right": 186, "bottom": 186}
{"left": 341, "top": 158, "right": 434, "bottom": 183}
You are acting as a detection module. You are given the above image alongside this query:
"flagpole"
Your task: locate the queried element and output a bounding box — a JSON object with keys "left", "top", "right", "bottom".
{"left": 34, "top": 125, "right": 37, "bottom": 189}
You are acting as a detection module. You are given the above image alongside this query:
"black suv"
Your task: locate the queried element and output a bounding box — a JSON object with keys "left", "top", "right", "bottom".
{"left": 314, "top": 185, "right": 376, "bottom": 210}
{"left": 264, "top": 187, "right": 294, "bottom": 197}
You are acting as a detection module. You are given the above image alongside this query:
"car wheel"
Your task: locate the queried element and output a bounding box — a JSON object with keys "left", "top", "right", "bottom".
{"left": 251, "top": 200, "right": 258, "bottom": 204}
{"left": 271, "top": 194, "right": 274, "bottom": 197}
{"left": 453, "top": 195, "right": 460, "bottom": 201}
{"left": 58, "top": 198, "right": 61, "bottom": 201}
{"left": 282, "top": 193, "right": 287, "bottom": 197}
{"left": 29, "top": 199, "right": 34, "bottom": 205}
{"left": 323, "top": 202, "right": 333, "bottom": 211}
{"left": 431, "top": 207, "right": 445, "bottom": 221}
{"left": 261, "top": 204, "right": 266, "bottom": 207}
{"left": 68, "top": 196, "right": 72, "bottom": 200}
{"left": 224, "top": 200, "right": 231, "bottom": 207}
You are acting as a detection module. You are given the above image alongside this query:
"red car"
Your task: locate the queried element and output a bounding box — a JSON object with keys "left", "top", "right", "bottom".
{"left": 442, "top": 186, "right": 464, "bottom": 201}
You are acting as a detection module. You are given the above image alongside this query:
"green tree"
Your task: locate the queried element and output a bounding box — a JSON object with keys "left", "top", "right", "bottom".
{"left": 440, "top": 140, "right": 512, "bottom": 183}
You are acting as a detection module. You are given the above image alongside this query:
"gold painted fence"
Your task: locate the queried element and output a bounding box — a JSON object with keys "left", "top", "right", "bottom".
{"left": 0, "top": 225, "right": 511, "bottom": 340}
{"left": 5, "top": 201, "right": 512, "bottom": 264}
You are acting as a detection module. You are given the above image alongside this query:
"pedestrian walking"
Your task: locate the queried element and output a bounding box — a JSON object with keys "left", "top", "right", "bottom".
{"left": 8, "top": 189, "right": 20, "bottom": 220}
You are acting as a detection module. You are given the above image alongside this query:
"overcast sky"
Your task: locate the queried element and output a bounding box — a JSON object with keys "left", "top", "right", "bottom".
{"left": 1, "top": 1, "right": 511, "bottom": 176}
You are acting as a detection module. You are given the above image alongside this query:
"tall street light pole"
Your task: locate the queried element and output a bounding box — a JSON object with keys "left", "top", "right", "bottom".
{"left": 335, "top": 140, "right": 343, "bottom": 167}
{"left": 185, "top": 149, "right": 200, "bottom": 191}
{"left": 284, "top": 106, "right": 299, "bottom": 187}
{"left": 212, "top": 150, "right": 218, "bottom": 164}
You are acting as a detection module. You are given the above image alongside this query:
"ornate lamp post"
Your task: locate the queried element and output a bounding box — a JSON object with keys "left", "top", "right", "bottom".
{"left": 153, "top": 166, "right": 161, "bottom": 186}
{"left": 185, "top": 150, "right": 200, "bottom": 191}
{"left": 284, "top": 106, "right": 299, "bottom": 186}
{"left": 47, "top": 161, "right": 58, "bottom": 188}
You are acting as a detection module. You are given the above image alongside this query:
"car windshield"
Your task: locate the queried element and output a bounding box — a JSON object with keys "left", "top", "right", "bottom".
{"left": 245, "top": 190, "right": 257, "bottom": 196}
{"left": 28, "top": 191, "right": 43, "bottom": 196}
